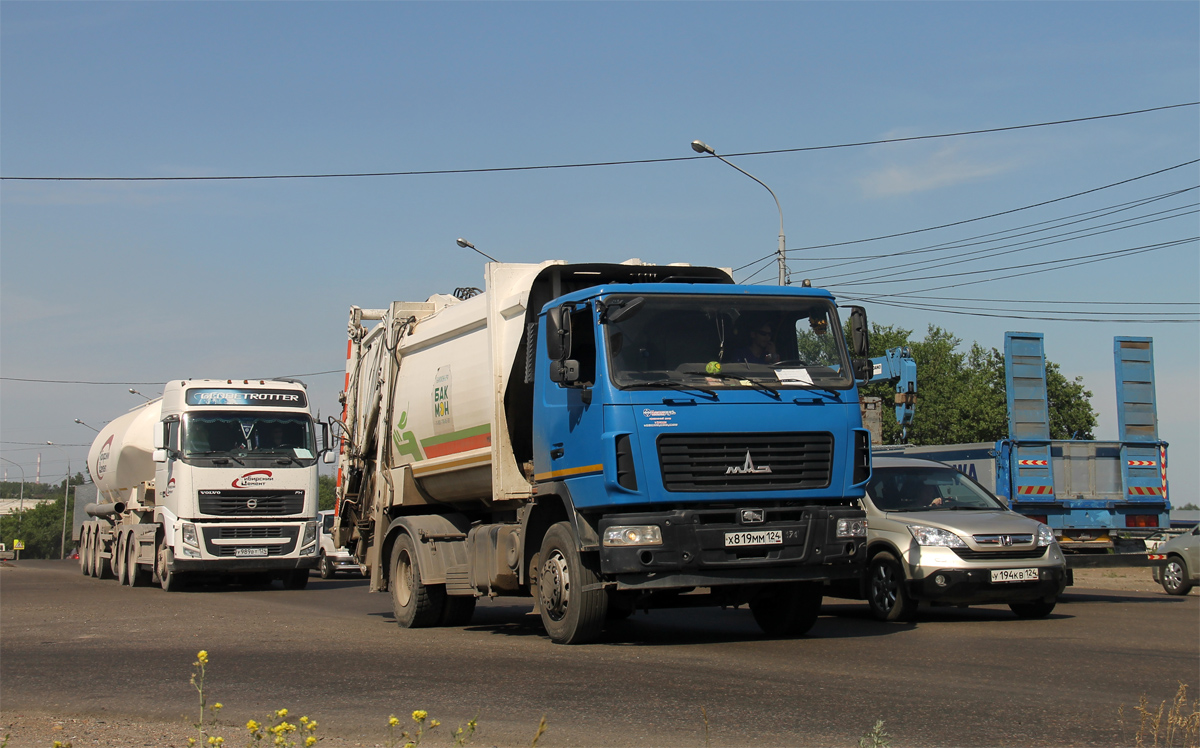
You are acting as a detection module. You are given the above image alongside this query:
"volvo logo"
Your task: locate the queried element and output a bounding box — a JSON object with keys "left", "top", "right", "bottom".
{"left": 246, "top": 498, "right": 258, "bottom": 510}
{"left": 726, "top": 450, "right": 772, "bottom": 475}
{"left": 740, "top": 509, "right": 765, "bottom": 524}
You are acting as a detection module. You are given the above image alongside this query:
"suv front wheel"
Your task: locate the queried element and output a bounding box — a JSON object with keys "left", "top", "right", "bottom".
{"left": 868, "top": 552, "right": 917, "bottom": 622}
{"left": 1161, "top": 556, "right": 1194, "bottom": 596}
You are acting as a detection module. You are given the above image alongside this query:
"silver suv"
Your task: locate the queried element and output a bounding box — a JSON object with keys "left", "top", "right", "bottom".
{"left": 859, "top": 457, "right": 1069, "bottom": 621}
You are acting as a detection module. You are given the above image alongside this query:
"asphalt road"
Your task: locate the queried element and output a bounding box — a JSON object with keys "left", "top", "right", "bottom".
{"left": 1, "top": 560, "right": 1195, "bottom": 747}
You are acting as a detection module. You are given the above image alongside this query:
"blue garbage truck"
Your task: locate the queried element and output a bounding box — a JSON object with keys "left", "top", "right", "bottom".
{"left": 877, "top": 332, "right": 1170, "bottom": 554}
{"left": 333, "top": 260, "right": 873, "bottom": 643}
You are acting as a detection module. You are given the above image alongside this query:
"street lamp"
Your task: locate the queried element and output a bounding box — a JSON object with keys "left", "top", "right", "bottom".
{"left": 74, "top": 419, "right": 100, "bottom": 433}
{"left": 691, "top": 139, "right": 789, "bottom": 286}
{"left": 128, "top": 388, "right": 151, "bottom": 401}
{"left": 456, "top": 238, "right": 499, "bottom": 263}
{"left": 45, "top": 442, "right": 71, "bottom": 560}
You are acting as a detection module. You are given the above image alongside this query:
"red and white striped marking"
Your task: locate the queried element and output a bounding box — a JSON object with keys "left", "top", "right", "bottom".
{"left": 1128, "top": 486, "right": 1165, "bottom": 496}
{"left": 1017, "top": 485, "right": 1054, "bottom": 495}
{"left": 1127, "top": 460, "right": 1156, "bottom": 467}
{"left": 1018, "top": 460, "right": 1049, "bottom": 466}
{"left": 1160, "top": 445, "right": 1169, "bottom": 503}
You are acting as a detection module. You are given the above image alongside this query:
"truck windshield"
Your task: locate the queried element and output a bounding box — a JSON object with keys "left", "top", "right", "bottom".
{"left": 867, "top": 467, "right": 1007, "bottom": 512}
{"left": 182, "top": 412, "right": 316, "bottom": 459}
{"left": 603, "top": 294, "right": 853, "bottom": 390}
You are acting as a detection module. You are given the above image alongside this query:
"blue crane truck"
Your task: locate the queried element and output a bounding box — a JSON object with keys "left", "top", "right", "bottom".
{"left": 333, "top": 260, "right": 873, "bottom": 643}
{"left": 877, "top": 332, "right": 1170, "bottom": 556}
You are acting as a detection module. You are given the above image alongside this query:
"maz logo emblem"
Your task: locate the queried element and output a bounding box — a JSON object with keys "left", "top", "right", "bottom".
{"left": 726, "top": 450, "right": 772, "bottom": 475}
{"left": 740, "top": 509, "right": 765, "bottom": 524}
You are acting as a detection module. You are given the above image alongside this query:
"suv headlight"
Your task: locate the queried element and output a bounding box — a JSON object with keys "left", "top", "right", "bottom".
{"left": 836, "top": 518, "right": 867, "bottom": 538}
{"left": 1035, "top": 523, "right": 1056, "bottom": 547}
{"left": 603, "top": 525, "right": 663, "bottom": 547}
{"left": 908, "top": 524, "right": 966, "bottom": 548}
{"left": 181, "top": 522, "right": 199, "bottom": 548}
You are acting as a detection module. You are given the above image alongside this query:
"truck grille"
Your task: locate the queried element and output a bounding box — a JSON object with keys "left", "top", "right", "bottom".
{"left": 200, "top": 524, "right": 300, "bottom": 557}
{"left": 216, "top": 527, "right": 286, "bottom": 539}
{"left": 657, "top": 432, "right": 834, "bottom": 492}
{"left": 198, "top": 490, "right": 305, "bottom": 516}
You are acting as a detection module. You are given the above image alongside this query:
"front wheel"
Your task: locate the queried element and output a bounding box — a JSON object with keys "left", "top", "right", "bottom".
{"left": 157, "top": 542, "right": 187, "bottom": 592}
{"left": 1009, "top": 600, "right": 1056, "bottom": 618}
{"left": 750, "top": 581, "right": 823, "bottom": 637}
{"left": 1161, "top": 557, "right": 1194, "bottom": 596}
{"left": 868, "top": 552, "right": 918, "bottom": 622}
{"left": 390, "top": 533, "right": 444, "bottom": 628}
{"left": 319, "top": 553, "right": 336, "bottom": 580}
{"left": 283, "top": 569, "right": 310, "bottom": 590}
{"left": 126, "top": 535, "right": 150, "bottom": 587}
{"left": 537, "top": 522, "right": 607, "bottom": 644}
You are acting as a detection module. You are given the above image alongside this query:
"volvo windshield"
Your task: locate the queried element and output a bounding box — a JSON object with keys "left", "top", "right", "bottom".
{"left": 604, "top": 294, "right": 854, "bottom": 390}
{"left": 181, "top": 412, "right": 316, "bottom": 462}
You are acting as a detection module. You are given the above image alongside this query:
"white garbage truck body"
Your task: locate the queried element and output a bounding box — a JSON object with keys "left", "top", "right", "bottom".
{"left": 78, "top": 379, "right": 325, "bottom": 590}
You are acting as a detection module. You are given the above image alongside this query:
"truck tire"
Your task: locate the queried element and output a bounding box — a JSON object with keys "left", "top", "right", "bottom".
{"left": 1009, "top": 600, "right": 1056, "bottom": 618}
{"left": 750, "top": 581, "right": 823, "bottom": 637}
{"left": 319, "top": 552, "right": 336, "bottom": 579}
{"left": 440, "top": 595, "right": 478, "bottom": 627}
{"left": 114, "top": 530, "right": 128, "bottom": 585}
{"left": 126, "top": 536, "right": 150, "bottom": 587}
{"left": 868, "top": 552, "right": 918, "bottom": 622}
{"left": 81, "top": 528, "right": 94, "bottom": 576}
{"left": 1161, "top": 556, "right": 1194, "bottom": 596}
{"left": 284, "top": 569, "right": 310, "bottom": 590}
{"left": 537, "top": 521, "right": 607, "bottom": 644}
{"left": 390, "top": 533, "right": 444, "bottom": 628}
{"left": 157, "top": 542, "right": 187, "bottom": 592}
{"left": 80, "top": 528, "right": 91, "bottom": 575}
{"left": 96, "top": 533, "right": 115, "bottom": 580}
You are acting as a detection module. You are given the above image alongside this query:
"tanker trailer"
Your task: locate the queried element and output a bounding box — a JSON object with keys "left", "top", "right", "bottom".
{"left": 79, "top": 379, "right": 331, "bottom": 590}
{"left": 334, "top": 260, "right": 873, "bottom": 644}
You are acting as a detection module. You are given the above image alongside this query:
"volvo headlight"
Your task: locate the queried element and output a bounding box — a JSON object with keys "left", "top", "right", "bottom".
{"left": 182, "top": 522, "right": 199, "bottom": 548}
{"left": 302, "top": 521, "right": 318, "bottom": 546}
{"left": 1035, "top": 523, "right": 1056, "bottom": 547}
{"left": 603, "top": 525, "right": 663, "bottom": 547}
{"left": 908, "top": 524, "right": 966, "bottom": 548}
{"left": 836, "top": 518, "right": 867, "bottom": 538}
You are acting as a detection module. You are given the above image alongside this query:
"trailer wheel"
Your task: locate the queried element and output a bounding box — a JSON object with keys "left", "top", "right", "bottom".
{"left": 81, "top": 528, "right": 94, "bottom": 577}
{"left": 79, "top": 528, "right": 90, "bottom": 575}
{"left": 96, "top": 531, "right": 115, "bottom": 580}
{"left": 390, "top": 533, "right": 444, "bottom": 628}
{"left": 537, "top": 521, "right": 607, "bottom": 644}
{"left": 1009, "top": 600, "right": 1056, "bottom": 618}
{"left": 1160, "top": 556, "right": 1193, "bottom": 596}
{"left": 157, "top": 541, "right": 187, "bottom": 592}
{"left": 750, "top": 582, "right": 823, "bottom": 637}
{"left": 114, "top": 530, "right": 129, "bottom": 585}
{"left": 867, "top": 552, "right": 918, "bottom": 622}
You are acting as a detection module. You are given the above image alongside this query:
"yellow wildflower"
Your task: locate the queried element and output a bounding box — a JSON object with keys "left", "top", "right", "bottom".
{"left": 412, "top": 710, "right": 428, "bottom": 723}
{"left": 197, "top": 650, "right": 209, "bottom": 664}
{"left": 247, "top": 720, "right": 260, "bottom": 732}
{"left": 212, "top": 702, "right": 223, "bottom": 711}
{"left": 305, "top": 737, "right": 317, "bottom": 747}
{"left": 389, "top": 715, "right": 400, "bottom": 726}
{"left": 306, "top": 721, "right": 318, "bottom": 731}
{"left": 276, "top": 708, "right": 289, "bottom": 719}
{"left": 187, "top": 739, "right": 196, "bottom": 747}
{"left": 430, "top": 719, "right": 441, "bottom": 728}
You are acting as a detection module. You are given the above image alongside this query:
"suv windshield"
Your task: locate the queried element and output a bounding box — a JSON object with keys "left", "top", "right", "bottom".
{"left": 604, "top": 294, "right": 853, "bottom": 390}
{"left": 867, "top": 466, "right": 1007, "bottom": 512}
{"left": 182, "top": 412, "right": 316, "bottom": 459}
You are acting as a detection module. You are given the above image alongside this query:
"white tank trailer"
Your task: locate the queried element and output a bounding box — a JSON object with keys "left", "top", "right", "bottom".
{"left": 78, "top": 379, "right": 331, "bottom": 590}
{"left": 335, "top": 260, "right": 874, "bottom": 643}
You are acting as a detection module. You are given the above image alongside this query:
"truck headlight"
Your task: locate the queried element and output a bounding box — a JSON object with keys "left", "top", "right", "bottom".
{"left": 1035, "top": 523, "right": 1056, "bottom": 547}
{"left": 182, "top": 522, "right": 199, "bottom": 548}
{"left": 908, "top": 524, "right": 966, "bottom": 548}
{"left": 302, "top": 521, "right": 318, "bottom": 546}
{"left": 603, "top": 525, "right": 663, "bottom": 547}
{"left": 836, "top": 518, "right": 867, "bottom": 538}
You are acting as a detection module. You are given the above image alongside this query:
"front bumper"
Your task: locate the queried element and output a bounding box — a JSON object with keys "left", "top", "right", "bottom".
{"left": 170, "top": 556, "right": 319, "bottom": 573}
{"left": 598, "top": 505, "right": 865, "bottom": 591}
{"left": 907, "top": 565, "right": 1068, "bottom": 605}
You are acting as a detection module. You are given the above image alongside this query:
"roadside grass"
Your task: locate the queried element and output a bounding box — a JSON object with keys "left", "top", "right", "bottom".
{"left": 1120, "top": 682, "right": 1200, "bottom": 748}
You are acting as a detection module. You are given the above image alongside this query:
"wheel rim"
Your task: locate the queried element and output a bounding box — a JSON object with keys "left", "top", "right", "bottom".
{"left": 1164, "top": 561, "right": 1184, "bottom": 589}
{"left": 540, "top": 549, "right": 571, "bottom": 622}
{"left": 870, "top": 562, "right": 898, "bottom": 613}
{"left": 396, "top": 549, "right": 414, "bottom": 607}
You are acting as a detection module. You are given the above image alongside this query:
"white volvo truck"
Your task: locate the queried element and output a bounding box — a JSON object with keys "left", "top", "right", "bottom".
{"left": 79, "top": 379, "right": 331, "bottom": 590}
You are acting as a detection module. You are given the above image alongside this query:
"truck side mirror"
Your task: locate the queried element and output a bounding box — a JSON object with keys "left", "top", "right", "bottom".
{"left": 153, "top": 449, "right": 168, "bottom": 463}
{"left": 548, "top": 360, "right": 580, "bottom": 384}
{"left": 545, "top": 305, "right": 573, "bottom": 360}
{"left": 848, "top": 306, "right": 870, "bottom": 357}
{"left": 322, "top": 451, "right": 337, "bottom": 465}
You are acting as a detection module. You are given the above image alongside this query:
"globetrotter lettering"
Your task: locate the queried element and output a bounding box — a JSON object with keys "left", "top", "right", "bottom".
{"left": 232, "top": 470, "right": 273, "bottom": 488}
{"left": 96, "top": 435, "right": 114, "bottom": 479}
{"left": 195, "top": 392, "right": 301, "bottom": 403}
{"left": 185, "top": 388, "right": 308, "bottom": 407}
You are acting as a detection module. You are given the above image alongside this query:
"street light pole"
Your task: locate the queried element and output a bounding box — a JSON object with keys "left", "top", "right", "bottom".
{"left": 128, "top": 389, "right": 151, "bottom": 401}
{"left": 74, "top": 419, "right": 100, "bottom": 433}
{"left": 45, "top": 442, "right": 71, "bottom": 559}
{"left": 691, "top": 140, "right": 789, "bottom": 286}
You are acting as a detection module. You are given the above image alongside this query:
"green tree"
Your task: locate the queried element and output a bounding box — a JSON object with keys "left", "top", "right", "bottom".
{"left": 318, "top": 474, "right": 336, "bottom": 511}
{"left": 0, "top": 481, "right": 75, "bottom": 559}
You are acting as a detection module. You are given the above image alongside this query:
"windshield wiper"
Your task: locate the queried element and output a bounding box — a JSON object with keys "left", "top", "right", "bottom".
{"left": 706, "top": 372, "right": 781, "bottom": 400}
{"left": 189, "top": 451, "right": 244, "bottom": 466}
{"left": 634, "top": 379, "right": 717, "bottom": 396}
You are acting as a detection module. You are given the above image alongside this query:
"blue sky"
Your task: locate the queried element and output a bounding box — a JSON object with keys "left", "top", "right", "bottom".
{"left": 2, "top": 2, "right": 1197, "bottom": 501}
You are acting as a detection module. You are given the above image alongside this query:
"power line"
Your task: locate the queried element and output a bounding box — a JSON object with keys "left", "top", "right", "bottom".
{"left": 1, "top": 370, "right": 342, "bottom": 386}
{"left": 3, "top": 103, "right": 1195, "bottom": 182}
{"left": 788, "top": 159, "right": 1200, "bottom": 253}
{"left": 843, "top": 296, "right": 1199, "bottom": 324}
{"left": 886, "top": 295, "right": 1198, "bottom": 306}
